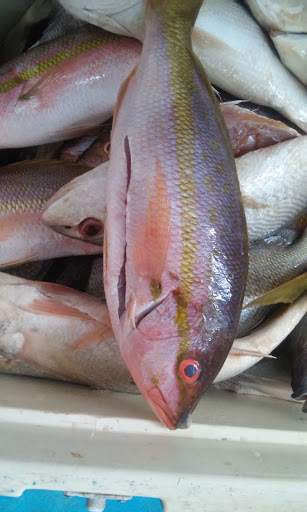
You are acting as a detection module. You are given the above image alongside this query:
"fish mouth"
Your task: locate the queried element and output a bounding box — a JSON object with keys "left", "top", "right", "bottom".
{"left": 147, "top": 386, "right": 192, "bottom": 430}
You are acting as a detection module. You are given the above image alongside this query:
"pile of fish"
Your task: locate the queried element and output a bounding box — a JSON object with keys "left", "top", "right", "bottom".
{"left": 0, "top": 0, "right": 306, "bottom": 430}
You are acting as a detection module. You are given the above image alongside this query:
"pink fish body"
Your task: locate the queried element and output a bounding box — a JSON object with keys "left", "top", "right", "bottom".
{"left": 104, "top": 0, "right": 248, "bottom": 429}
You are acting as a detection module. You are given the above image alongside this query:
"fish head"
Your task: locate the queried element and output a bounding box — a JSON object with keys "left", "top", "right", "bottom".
{"left": 120, "top": 293, "right": 227, "bottom": 430}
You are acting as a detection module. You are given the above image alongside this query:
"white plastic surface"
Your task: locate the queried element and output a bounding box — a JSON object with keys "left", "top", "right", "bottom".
{"left": 0, "top": 374, "right": 306, "bottom": 511}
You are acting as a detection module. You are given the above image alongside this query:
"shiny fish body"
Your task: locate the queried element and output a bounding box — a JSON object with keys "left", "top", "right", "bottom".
{"left": 238, "top": 137, "right": 307, "bottom": 242}
{"left": 0, "top": 25, "right": 141, "bottom": 148}
{"left": 0, "top": 160, "right": 101, "bottom": 269}
{"left": 192, "top": 0, "right": 307, "bottom": 132}
{"left": 104, "top": 0, "right": 247, "bottom": 429}
{"left": 59, "top": 0, "right": 146, "bottom": 40}
{"left": 43, "top": 162, "right": 108, "bottom": 245}
{"left": 0, "top": 273, "right": 135, "bottom": 392}
{"left": 272, "top": 32, "right": 307, "bottom": 86}
{"left": 246, "top": 0, "right": 307, "bottom": 33}
{"left": 238, "top": 231, "right": 307, "bottom": 337}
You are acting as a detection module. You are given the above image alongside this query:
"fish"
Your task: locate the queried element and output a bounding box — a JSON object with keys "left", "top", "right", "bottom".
{"left": 238, "top": 137, "right": 307, "bottom": 242}
{"left": 2, "top": 260, "right": 53, "bottom": 281}
{"left": 60, "top": 0, "right": 307, "bottom": 131}
{"left": 0, "top": 25, "right": 142, "bottom": 148}
{"left": 0, "top": 275, "right": 305, "bottom": 396}
{"left": 0, "top": 160, "right": 101, "bottom": 269}
{"left": 44, "top": 137, "right": 306, "bottom": 248}
{"left": 286, "top": 314, "right": 307, "bottom": 404}
{"left": 271, "top": 32, "right": 307, "bottom": 87}
{"left": 42, "top": 162, "right": 108, "bottom": 245}
{"left": 58, "top": 0, "right": 146, "bottom": 41}
{"left": 0, "top": 272, "right": 135, "bottom": 392}
{"left": 85, "top": 256, "right": 105, "bottom": 299}
{"left": 79, "top": 124, "right": 111, "bottom": 167}
{"left": 59, "top": 133, "right": 101, "bottom": 162}
{"left": 220, "top": 102, "right": 300, "bottom": 157}
{"left": 238, "top": 231, "right": 307, "bottom": 337}
{"left": 246, "top": 0, "right": 307, "bottom": 33}
{"left": 214, "top": 355, "right": 301, "bottom": 403}
{"left": 192, "top": 0, "right": 307, "bottom": 132}
{"left": 215, "top": 294, "right": 307, "bottom": 383}
{"left": 33, "top": 5, "right": 86, "bottom": 46}
{"left": 42, "top": 255, "right": 95, "bottom": 293}
{"left": 104, "top": 0, "right": 248, "bottom": 430}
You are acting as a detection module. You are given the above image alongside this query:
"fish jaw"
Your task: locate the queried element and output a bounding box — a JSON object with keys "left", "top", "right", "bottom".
{"left": 118, "top": 287, "right": 241, "bottom": 429}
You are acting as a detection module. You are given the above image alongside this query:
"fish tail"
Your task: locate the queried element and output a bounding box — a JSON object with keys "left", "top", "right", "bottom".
{"left": 147, "top": 0, "right": 202, "bottom": 27}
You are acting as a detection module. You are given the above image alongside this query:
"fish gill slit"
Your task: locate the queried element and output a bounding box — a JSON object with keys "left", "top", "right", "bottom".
{"left": 117, "top": 135, "right": 132, "bottom": 320}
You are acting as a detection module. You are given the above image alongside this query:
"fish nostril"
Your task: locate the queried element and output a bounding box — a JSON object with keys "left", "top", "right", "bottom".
{"left": 78, "top": 218, "right": 103, "bottom": 238}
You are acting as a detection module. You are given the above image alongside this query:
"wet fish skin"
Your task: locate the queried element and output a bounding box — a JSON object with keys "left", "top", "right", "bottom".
{"left": 86, "top": 256, "right": 105, "bottom": 300}
{"left": 220, "top": 102, "right": 300, "bottom": 158}
{"left": 79, "top": 124, "right": 111, "bottom": 167}
{"left": 192, "top": 0, "right": 307, "bottom": 132}
{"left": 2, "top": 260, "right": 53, "bottom": 281}
{"left": 60, "top": 0, "right": 307, "bottom": 132}
{"left": 238, "top": 137, "right": 307, "bottom": 242}
{"left": 238, "top": 231, "right": 307, "bottom": 337}
{"left": 104, "top": 0, "right": 247, "bottom": 429}
{"left": 0, "top": 160, "right": 101, "bottom": 269}
{"left": 0, "top": 272, "right": 135, "bottom": 392}
{"left": 0, "top": 274, "right": 305, "bottom": 394}
{"left": 42, "top": 162, "right": 108, "bottom": 245}
{"left": 286, "top": 314, "right": 307, "bottom": 401}
{"left": 59, "top": 0, "right": 146, "bottom": 40}
{"left": 271, "top": 32, "right": 307, "bottom": 87}
{"left": 0, "top": 25, "right": 142, "bottom": 148}
{"left": 246, "top": 0, "right": 307, "bottom": 33}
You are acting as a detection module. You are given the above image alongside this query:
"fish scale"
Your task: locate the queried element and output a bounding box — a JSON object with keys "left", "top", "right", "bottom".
{"left": 104, "top": 0, "right": 248, "bottom": 429}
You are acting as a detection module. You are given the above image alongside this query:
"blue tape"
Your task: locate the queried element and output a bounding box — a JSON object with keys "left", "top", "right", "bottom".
{"left": 0, "top": 490, "right": 164, "bottom": 512}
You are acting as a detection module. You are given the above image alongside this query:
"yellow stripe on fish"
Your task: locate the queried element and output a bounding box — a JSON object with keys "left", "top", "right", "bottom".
{"left": 0, "top": 33, "right": 121, "bottom": 95}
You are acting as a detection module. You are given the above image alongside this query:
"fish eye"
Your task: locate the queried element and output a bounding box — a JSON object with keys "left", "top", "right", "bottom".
{"left": 179, "top": 359, "right": 201, "bottom": 384}
{"left": 78, "top": 217, "right": 103, "bottom": 238}
{"left": 104, "top": 141, "right": 111, "bottom": 155}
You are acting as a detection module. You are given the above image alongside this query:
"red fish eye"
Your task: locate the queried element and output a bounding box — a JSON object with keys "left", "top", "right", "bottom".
{"left": 78, "top": 218, "right": 103, "bottom": 237}
{"left": 179, "top": 359, "right": 201, "bottom": 383}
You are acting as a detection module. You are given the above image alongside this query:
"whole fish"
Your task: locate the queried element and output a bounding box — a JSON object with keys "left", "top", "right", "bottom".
{"left": 286, "top": 314, "right": 307, "bottom": 402}
{"left": 0, "top": 276, "right": 305, "bottom": 395}
{"left": 238, "top": 231, "right": 307, "bottom": 337}
{"left": 238, "top": 137, "right": 307, "bottom": 242}
{"left": 192, "top": 0, "right": 307, "bottom": 132}
{"left": 0, "top": 25, "right": 141, "bottom": 148}
{"left": 271, "top": 32, "right": 307, "bottom": 87}
{"left": 104, "top": 0, "right": 248, "bottom": 430}
{"left": 0, "top": 160, "right": 101, "bottom": 269}
{"left": 220, "top": 102, "right": 300, "bottom": 158}
{"left": 246, "top": 0, "right": 307, "bottom": 33}
{"left": 216, "top": 294, "right": 307, "bottom": 383}
{"left": 43, "top": 162, "right": 108, "bottom": 245}
{"left": 0, "top": 273, "right": 135, "bottom": 392}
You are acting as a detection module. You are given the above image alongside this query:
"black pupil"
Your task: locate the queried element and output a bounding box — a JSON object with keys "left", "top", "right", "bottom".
{"left": 184, "top": 364, "right": 197, "bottom": 378}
